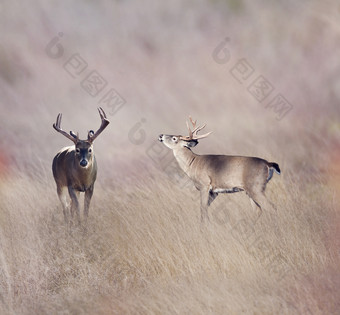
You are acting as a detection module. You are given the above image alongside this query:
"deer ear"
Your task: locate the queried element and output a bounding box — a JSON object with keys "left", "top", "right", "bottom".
{"left": 87, "top": 130, "right": 95, "bottom": 140}
{"left": 185, "top": 140, "right": 198, "bottom": 148}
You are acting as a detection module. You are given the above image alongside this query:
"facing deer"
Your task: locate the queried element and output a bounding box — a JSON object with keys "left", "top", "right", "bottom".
{"left": 159, "top": 117, "right": 280, "bottom": 222}
{"left": 52, "top": 107, "right": 109, "bottom": 224}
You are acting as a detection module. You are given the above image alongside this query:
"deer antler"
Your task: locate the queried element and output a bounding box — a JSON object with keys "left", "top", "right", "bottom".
{"left": 87, "top": 107, "right": 110, "bottom": 143}
{"left": 180, "top": 116, "right": 212, "bottom": 141}
{"left": 53, "top": 113, "right": 78, "bottom": 144}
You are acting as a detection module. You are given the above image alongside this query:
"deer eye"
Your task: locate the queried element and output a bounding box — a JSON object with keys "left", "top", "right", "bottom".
{"left": 88, "top": 148, "right": 92, "bottom": 153}
{"left": 172, "top": 137, "right": 177, "bottom": 142}
{"left": 76, "top": 148, "right": 80, "bottom": 153}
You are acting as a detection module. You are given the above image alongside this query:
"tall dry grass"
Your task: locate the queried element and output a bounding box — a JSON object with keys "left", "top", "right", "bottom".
{"left": 0, "top": 165, "right": 339, "bottom": 314}
{"left": 1, "top": 0, "right": 340, "bottom": 314}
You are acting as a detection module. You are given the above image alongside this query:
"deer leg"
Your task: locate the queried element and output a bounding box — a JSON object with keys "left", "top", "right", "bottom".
{"left": 255, "top": 192, "right": 277, "bottom": 213}
{"left": 245, "top": 189, "right": 263, "bottom": 219}
{"left": 84, "top": 185, "right": 94, "bottom": 223}
{"left": 68, "top": 186, "right": 80, "bottom": 225}
{"left": 57, "top": 186, "right": 69, "bottom": 223}
{"left": 200, "top": 189, "right": 211, "bottom": 222}
{"left": 247, "top": 191, "right": 276, "bottom": 219}
{"left": 249, "top": 196, "right": 262, "bottom": 219}
{"left": 69, "top": 191, "right": 79, "bottom": 219}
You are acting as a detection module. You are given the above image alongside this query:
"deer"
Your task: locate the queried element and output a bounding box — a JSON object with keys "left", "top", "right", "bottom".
{"left": 158, "top": 117, "right": 280, "bottom": 223}
{"left": 52, "top": 107, "right": 110, "bottom": 225}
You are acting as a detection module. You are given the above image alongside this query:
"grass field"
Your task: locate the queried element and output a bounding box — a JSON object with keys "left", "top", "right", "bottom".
{"left": 1, "top": 0, "right": 339, "bottom": 314}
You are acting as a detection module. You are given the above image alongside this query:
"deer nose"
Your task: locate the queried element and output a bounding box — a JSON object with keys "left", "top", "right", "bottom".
{"left": 158, "top": 134, "right": 164, "bottom": 142}
{"left": 80, "top": 160, "right": 88, "bottom": 167}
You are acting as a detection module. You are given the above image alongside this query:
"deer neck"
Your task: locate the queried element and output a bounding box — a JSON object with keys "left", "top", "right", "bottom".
{"left": 173, "top": 147, "right": 197, "bottom": 175}
{"left": 72, "top": 157, "right": 97, "bottom": 187}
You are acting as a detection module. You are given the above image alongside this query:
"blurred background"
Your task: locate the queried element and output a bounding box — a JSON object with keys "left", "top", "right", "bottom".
{"left": 0, "top": 0, "right": 339, "bottom": 314}
{"left": 0, "top": 0, "right": 339, "bottom": 181}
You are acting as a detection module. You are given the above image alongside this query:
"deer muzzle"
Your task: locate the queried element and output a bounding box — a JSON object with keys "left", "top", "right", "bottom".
{"left": 80, "top": 159, "right": 88, "bottom": 167}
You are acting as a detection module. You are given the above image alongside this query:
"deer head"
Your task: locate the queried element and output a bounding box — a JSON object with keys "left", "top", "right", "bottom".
{"left": 53, "top": 107, "right": 109, "bottom": 168}
{"left": 159, "top": 116, "right": 212, "bottom": 150}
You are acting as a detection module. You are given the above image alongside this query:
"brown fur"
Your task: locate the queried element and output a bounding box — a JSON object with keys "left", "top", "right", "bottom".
{"left": 52, "top": 143, "right": 97, "bottom": 224}
{"left": 52, "top": 108, "right": 109, "bottom": 224}
{"left": 159, "top": 134, "right": 280, "bottom": 222}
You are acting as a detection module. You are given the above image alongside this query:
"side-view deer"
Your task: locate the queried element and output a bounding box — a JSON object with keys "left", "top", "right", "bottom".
{"left": 52, "top": 107, "right": 110, "bottom": 224}
{"left": 159, "top": 117, "right": 280, "bottom": 222}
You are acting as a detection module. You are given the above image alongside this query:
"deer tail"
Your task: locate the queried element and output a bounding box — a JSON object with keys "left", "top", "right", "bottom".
{"left": 268, "top": 162, "right": 281, "bottom": 174}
